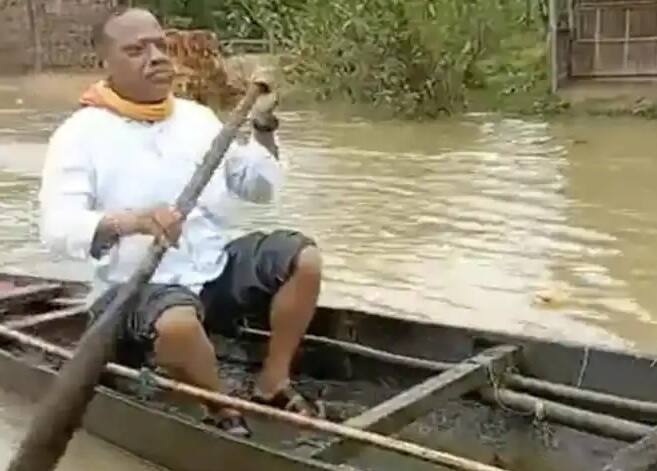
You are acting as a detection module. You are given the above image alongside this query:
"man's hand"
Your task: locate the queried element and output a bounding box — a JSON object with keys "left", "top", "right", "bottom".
{"left": 91, "top": 206, "right": 182, "bottom": 259}
{"left": 250, "top": 66, "right": 276, "bottom": 96}
{"left": 250, "top": 67, "right": 279, "bottom": 132}
{"left": 109, "top": 206, "right": 183, "bottom": 247}
{"left": 135, "top": 206, "right": 183, "bottom": 247}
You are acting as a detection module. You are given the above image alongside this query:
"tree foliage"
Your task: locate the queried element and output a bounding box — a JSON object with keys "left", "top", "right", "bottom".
{"left": 136, "top": 0, "right": 548, "bottom": 118}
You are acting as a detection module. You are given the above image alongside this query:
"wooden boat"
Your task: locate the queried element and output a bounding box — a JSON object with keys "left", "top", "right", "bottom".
{"left": 0, "top": 272, "right": 656, "bottom": 471}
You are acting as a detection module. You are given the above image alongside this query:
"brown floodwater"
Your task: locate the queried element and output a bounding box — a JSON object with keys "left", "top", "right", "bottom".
{"left": 1, "top": 74, "right": 657, "bottom": 468}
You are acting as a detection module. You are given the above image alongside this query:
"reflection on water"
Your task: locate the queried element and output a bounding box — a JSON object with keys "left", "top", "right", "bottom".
{"left": 2, "top": 75, "right": 657, "bottom": 466}
{"left": 3, "top": 88, "right": 657, "bottom": 352}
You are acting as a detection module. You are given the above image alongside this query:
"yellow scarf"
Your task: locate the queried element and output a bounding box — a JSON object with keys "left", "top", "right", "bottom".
{"left": 79, "top": 80, "right": 174, "bottom": 122}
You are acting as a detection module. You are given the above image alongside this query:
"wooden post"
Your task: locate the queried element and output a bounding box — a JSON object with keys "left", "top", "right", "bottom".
{"left": 549, "top": 0, "right": 559, "bottom": 93}
{"left": 25, "top": 0, "right": 43, "bottom": 73}
{"left": 268, "top": 30, "right": 275, "bottom": 54}
{"left": 594, "top": 6, "right": 602, "bottom": 73}
{"left": 567, "top": 0, "right": 574, "bottom": 78}
{"left": 623, "top": 7, "right": 631, "bottom": 72}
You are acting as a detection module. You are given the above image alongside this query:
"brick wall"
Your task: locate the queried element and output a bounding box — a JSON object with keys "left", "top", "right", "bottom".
{"left": 0, "top": 0, "right": 116, "bottom": 73}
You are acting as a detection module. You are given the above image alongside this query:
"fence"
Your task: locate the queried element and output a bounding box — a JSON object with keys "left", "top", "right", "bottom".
{"left": 550, "top": 0, "right": 657, "bottom": 90}
{"left": 219, "top": 32, "right": 276, "bottom": 55}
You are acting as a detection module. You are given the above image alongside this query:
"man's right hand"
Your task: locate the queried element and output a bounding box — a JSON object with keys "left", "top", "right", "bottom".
{"left": 135, "top": 206, "right": 183, "bottom": 247}
{"left": 139, "top": 206, "right": 182, "bottom": 246}
{"left": 112, "top": 206, "right": 183, "bottom": 247}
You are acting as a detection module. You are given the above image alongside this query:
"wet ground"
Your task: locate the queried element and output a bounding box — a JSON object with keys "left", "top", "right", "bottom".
{"left": 2, "top": 73, "right": 657, "bottom": 468}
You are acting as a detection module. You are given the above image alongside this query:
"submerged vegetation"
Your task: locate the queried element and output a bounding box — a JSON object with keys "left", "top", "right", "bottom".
{"left": 134, "top": 0, "right": 553, "bottom": 119}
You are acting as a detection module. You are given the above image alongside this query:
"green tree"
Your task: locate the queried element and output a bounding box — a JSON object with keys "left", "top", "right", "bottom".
{"left": 139, "top": 0, "right": 549, "bottom": 118}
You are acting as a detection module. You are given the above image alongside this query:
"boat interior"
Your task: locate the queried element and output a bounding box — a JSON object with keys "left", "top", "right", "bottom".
{"left": 1, "top": 272, "right": 656, "bottom": 471}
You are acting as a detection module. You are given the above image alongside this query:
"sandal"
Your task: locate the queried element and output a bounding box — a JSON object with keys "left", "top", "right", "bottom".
{"left": 202, "top": 412, "right": 252, "bottom": 438}
{"left": 252, "top": 380, "right": 326, "bottom": 418}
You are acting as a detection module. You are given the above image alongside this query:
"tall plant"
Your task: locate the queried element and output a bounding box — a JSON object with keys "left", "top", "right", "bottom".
{"left": 135, "top": 0, "right": 548, "bottom": 118}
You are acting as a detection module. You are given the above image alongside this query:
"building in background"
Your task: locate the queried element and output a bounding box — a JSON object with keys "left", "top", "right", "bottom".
{"left": 551, "top": 0, "right": 657, "bottom": 91}
{"left": 0, "top": 0, "right": 117, "bottom": 73}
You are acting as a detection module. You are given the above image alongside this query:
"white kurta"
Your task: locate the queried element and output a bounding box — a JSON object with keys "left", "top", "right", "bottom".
{"left": 38, "top": 98, "right": 282, "bottom": 299}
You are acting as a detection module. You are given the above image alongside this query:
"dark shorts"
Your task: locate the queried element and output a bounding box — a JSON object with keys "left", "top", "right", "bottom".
{"left": 89, "top": 229, "right": 316, "bottom": 367}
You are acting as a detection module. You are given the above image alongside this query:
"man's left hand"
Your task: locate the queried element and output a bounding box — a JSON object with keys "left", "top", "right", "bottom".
{"left": 251, "top": 66, "right": 276, "bottom": 96}
{"left": 250, "top": 67, "right": 279, "bottom": 132}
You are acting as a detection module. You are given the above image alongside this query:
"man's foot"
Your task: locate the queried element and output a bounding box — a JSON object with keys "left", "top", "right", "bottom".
{"left": 202, "top": 409, "right": 251, "bottom": 438}
{"left": 252, "top": 380, "right": 325, "bottom": 418}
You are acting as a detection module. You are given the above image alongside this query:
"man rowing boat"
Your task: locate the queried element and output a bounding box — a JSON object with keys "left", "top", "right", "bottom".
{"left": 38, "top": 6, "right": 322, "bottom": 437}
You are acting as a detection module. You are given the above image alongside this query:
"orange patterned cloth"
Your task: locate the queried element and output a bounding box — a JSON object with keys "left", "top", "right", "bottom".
{"left": 79, "top": 80, "right": 174, "bottom": 121}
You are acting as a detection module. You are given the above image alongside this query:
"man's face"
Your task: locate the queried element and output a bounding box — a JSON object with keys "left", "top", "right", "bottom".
{"left": 103, "top": 9, "right": 174, "bottom": 103}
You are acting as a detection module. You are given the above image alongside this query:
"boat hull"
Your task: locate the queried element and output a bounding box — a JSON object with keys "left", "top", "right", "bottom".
{"left": 0, "top": 272, "right": 654, "bottom": 471}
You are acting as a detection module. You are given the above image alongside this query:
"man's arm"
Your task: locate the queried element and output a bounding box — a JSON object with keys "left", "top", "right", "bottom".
{"left": 252, "top": 127, "right": 279, "bottom": 161}
{"left": 222, "top": 122, "right": 282, "bottom": 204}
{"left": 252, "top": 110, "right": 280, "bottom": 160}
{"left": 40, "top": 116, "right": 184, "bottom": 260}
{"left": 220, "top": 76, "right": 283, "bottom": 204}
{"left": 198, "top": 102, "right": 282, "bottom": 205}
{"left": 39, "top": 120, "right": 105, "bottom": 260}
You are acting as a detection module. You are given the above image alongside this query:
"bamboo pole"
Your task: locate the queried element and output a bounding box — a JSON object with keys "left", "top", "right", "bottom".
{"left": 3, "top": 307, "right": 87, "bottom": 330}
{"left": 25, "top": 0, "right": 43, "bottom": 73}
{"left": 240, "top": 327, "right": 454, "bottom": 371}
{"left": 0, "top": 324, "right": 507, "bottom": 471}
{"left": 505, "top": 374, "right": 657, "bottom": 423}
{"left": 479, "top": 388, "right": 650, "bottom": 442}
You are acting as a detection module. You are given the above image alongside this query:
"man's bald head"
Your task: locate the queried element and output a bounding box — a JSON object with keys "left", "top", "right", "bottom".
{"left": 91, "top": 7, "right": 174, "bottom": 103}
{"left": 92, "top": 7, "right": 160, "bottom": 57}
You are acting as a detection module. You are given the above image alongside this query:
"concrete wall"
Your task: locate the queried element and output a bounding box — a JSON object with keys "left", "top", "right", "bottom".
{"left": 0, "top": 0, "right": 116, "bottom": 73}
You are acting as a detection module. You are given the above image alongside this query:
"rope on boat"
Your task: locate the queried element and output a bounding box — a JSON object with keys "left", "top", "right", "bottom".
{"left": 576, "top": 346, "right": 590, "bottom": 388}
{"left": 486, "top": 361, "right": 539, "bottom": 419}
{"left": 0, "top": 324, "right": 509, "bottom": 471}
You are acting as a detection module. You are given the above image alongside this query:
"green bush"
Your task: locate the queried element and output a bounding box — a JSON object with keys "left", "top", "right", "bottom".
{"left": 282, "top": 0, "right": 548, "bottom": 118}
{"left": 136, "top": 0, "right": 549, "bottom": 118}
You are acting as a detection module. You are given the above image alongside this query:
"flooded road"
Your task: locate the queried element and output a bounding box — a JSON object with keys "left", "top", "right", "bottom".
{"left": 1, "top": 74, "right": 657, "bottom": 467}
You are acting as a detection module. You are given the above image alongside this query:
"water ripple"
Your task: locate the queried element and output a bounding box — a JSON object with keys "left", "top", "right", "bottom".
{"left": 3, "top": 106, "right": 657, "bottom": 352}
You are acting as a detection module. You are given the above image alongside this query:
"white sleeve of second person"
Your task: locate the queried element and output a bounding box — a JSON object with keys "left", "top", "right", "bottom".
{"left": 38, "top": 118, "right": 103, "bottom": 260}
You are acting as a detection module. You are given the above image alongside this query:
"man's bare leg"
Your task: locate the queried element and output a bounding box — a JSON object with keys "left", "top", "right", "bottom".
{"left": 153, "top": 305, "right": 249, "bottom": 435}
{"left": 256, "top": 246, "right": 322, "bottom": 401}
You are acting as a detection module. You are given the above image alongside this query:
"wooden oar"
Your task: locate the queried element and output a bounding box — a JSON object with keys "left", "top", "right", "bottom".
{"left": 6, "top": 80, "right": 268, "bottom": 471}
